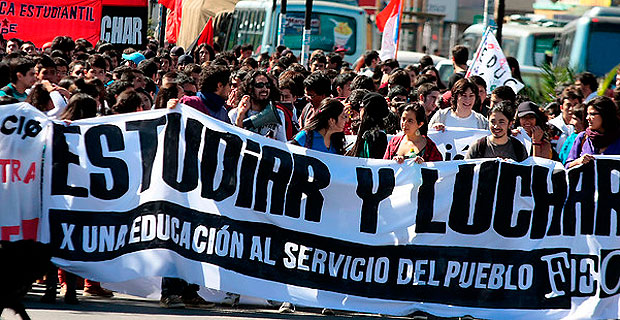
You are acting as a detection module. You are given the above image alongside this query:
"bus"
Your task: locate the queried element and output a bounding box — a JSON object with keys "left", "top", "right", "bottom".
{"left": 555, "top": 6, "right": 620, "bottom": 77}
{"left": 224, "top": 0, "right": 367, "bottom": 64}
{"left": 460, "top": 22, "right": 562, "bottom": 67}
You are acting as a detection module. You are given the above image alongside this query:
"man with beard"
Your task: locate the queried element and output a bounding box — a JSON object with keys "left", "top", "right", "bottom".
{"left": 229, "top": 69, "right": 287, "bottom": 141}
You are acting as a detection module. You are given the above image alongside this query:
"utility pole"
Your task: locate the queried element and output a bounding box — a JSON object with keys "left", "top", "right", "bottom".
{"left": 494, "top": 0, "right": 504, "bottom": 45}
{"left": 278, "top": 0, "right": 287, "bottom": 46}
{"left": 301, "top": 0, "right": 313, "bottom": 66}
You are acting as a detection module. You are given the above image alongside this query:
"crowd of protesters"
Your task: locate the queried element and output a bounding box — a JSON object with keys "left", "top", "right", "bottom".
{"left": 3, "top": 33, "right": 620, "bottom": 313}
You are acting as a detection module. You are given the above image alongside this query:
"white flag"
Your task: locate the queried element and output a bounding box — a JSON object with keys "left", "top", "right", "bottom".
{"left": 466, "top": 28, "right": 524, "bottom": 94}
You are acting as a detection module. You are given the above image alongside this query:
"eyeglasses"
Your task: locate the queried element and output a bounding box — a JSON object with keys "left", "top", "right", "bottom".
{"left": 254, "top": 82, "right": 271, "bottom": 89}
{"left": 184, "top": 90, "right": 196, "bottom": 96}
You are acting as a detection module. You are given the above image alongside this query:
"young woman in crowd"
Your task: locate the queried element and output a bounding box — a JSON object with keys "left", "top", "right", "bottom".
{"left": 290, "top": 97, "right": 346, "bottom": 155}
{"left": 346, "top": 92, "right": 390, "bottom": 159}
{"left": 566, "top": 96, "right": 620, "bottom": 168}
{"left": 513, "top": 101, "right": 558, "bottom": 160}
{"left": 429, "top": 78, "right": 488, "bottom": 130}
{"left": 384, "top": 102, "right": 442, "bottom": 163}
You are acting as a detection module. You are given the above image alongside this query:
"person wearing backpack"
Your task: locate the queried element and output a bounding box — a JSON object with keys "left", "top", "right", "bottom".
{"left": 466, "top": 101, "right": 528, "bottom": 162}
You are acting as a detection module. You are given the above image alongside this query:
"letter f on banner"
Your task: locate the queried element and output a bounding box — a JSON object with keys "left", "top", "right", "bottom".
{"left": 376, "top": 0, "right": 403, "bottom": 61}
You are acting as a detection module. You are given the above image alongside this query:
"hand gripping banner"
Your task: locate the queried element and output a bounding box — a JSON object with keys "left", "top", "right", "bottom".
{"left": 39, "top": 105, "right": 620, "bottom": 319}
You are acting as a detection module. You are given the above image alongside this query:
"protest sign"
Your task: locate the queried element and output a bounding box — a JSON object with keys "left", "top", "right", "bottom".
{"left": 101, "top": 0, "right": 148, "bottom": 49}
{"left": 0, "top": 0, "right": 102, "bottom": 46}
{"left": 466, "top": 28, "right": 525, "bottom": 94}
{"left": 36, "top": 105, "right": 620, "bottom": 319}
{"left": 0, "top": 103, "right": 48, "bottom": 240}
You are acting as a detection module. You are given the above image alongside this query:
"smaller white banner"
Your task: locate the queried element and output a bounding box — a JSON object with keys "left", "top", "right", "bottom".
{"left": 466, "top": 28, "right": 524, "bottom": 94}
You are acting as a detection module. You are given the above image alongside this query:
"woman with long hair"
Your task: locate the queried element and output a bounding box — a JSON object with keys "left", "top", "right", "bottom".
{"left": 291, "top": 98, "right": 346, "bottom": 155}
{"left": 384, "top": 103, "right": 442, "bottom": 163}
{"left": 428, "top": 78, "right": 488, "bottom": 130}
{"left": 566, "top": 96, "right": 620, "bottom": 168}
{"left": 346, "top": 92, "right": 390, "bottom": 158}
{"left": 193, "top": 43, "right": 215, "bottom": 65}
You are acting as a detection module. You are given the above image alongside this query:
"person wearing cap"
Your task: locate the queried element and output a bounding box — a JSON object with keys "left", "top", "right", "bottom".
{"left": 334, "top": 46, "right": 347, "bottom": 59}
{"left": 121, "top": 52, "right": 146, "bottom": 68}
{"left": 170, "top": 46, "right": 185, "bottom": 71}
{"left": 177, "top": 54, "right": 194, "bottom": 68}
{"left": 514, "top": 101, "right": 557, "bottom": 160}
{"left": 466, "top": 101, "right": 528, "bottom": 162}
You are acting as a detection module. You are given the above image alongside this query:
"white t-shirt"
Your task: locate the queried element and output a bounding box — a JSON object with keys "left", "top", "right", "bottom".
{"left": 228, "top": 103, "right": 287, "bottom": 142}
{"left": 548, "top": 115, "right": 573, "bottom": 153}
{"left": 444, "top": 110, "right": 479, "bottom": 129}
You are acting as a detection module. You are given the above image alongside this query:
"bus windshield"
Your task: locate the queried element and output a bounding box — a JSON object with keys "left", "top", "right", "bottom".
{"left": 587, "top": 22, "right": 620, "bottom": 76}
{"left": 281, "top": 12, "right": 357, "bottom": 54}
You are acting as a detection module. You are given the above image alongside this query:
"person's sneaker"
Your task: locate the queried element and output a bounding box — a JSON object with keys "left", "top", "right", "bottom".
{"left": 322, "top": 308, "right": 335, "bottom": 315}
{"left": 222, "top": 293, "right": 240, "bottom": 307}
{"left": 83, "top": 286, "right": 114, "bottom": 297}
{"left": 182, "top": 295, "right": 215, "bottom": 309}
{"left": 160, "top": 295, "right": 185, "bottom": 308}
{"left": 278, "top": 302, "right": 295, "bottom": 313}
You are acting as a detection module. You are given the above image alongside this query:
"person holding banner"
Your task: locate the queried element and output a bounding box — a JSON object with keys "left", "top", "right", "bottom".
{"left": 466, "top": 101, "right": 528, "bottom": 162}
{"left": 384, "top": 102, "right": 442, "bottom": 163}
{"left": 566, "top": 96, "right": 620, "bottom": 168}
{"left": 428, "top": 78, "right": 488, "bottom": 131}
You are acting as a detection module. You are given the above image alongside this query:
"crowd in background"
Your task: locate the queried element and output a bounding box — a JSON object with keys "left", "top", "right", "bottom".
{"left": 2, "top": 33, "right": 620, "bottom": 312}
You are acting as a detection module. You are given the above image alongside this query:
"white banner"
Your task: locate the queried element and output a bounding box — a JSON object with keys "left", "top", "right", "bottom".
{"left": 466, "top": 28, "right": 525, "bottom": 94}
{"left": 0, "top": 103, "right": 49, "bottom": 241}
{"left": 38, "top": 105, "right": 620, "bottom": 319}
{"left": 429, "top": 127, "right": 532, "bottom": 160}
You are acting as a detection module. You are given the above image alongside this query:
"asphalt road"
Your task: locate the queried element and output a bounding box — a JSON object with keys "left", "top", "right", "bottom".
{"left": 1, "top": 284, "right": 454, "bottom": 320}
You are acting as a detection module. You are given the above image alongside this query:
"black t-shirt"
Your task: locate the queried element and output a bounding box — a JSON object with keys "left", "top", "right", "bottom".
{"left": 466, "top": 136, "right": 528, "bottom": 162}
{"left": 448, "top": 71, "right": 466, "bottom": 90}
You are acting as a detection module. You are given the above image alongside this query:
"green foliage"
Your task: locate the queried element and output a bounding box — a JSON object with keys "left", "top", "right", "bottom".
{"left": 540, "top": 63, "right": 575, "bottom": 103}
{"left": 597, "top": 64, "right": 620, "bottom": 96}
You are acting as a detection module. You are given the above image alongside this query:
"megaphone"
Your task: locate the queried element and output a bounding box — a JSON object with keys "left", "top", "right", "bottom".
{"left": 243, "top": 103, "right": 281, "bottom": 129}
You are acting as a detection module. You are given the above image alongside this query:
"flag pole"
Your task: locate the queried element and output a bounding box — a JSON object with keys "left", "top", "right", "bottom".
{"left": 394, "top": 1, "right": 403, "bottom": 61}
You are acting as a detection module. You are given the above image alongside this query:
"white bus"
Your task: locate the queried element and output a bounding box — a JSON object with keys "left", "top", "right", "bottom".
{"left": 224, "top": 0, "right": 367, "bottom": 63}
{"left": 555, "top": 7, "right": 620, "bottom": 77}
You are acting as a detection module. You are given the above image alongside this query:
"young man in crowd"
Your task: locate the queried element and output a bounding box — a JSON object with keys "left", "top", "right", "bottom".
{"left": 0, "top": 56, "right": 36, "bottom": 101}
{"left": 299, "top": 72, "right": 332, "bottom": 128}
{"left": 85, "top": 54, "right": 108, "bottom": 82}
{"left": 549, "top": 88, "right": 582, "bottom": 152}
{"left": 466, "top": 101, "right": 528, "bottom": 162}
{"left": 575, "top": 72, "right": 598, "bottom": 102}
{"left": 180, "top": 65, "right": 231, "bottom": 123}
{"left": 418, "top": 83, "right": 440, "bottom": 117}
{"left": 229, "top": 69, "right": 287, "bottom": 142}
{"left": 448, "top": 45, "right": 469, "bottom": 90}
{"left": 359, "top": 50, "right": 380, "bottom": 77}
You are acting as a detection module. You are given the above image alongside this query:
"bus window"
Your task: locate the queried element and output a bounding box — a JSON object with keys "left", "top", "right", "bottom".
{"left": 587, "top": 22, "right": 620, "bottom": 76}
{"left": 555, "top": 30, "right": 574, "bottom": 68}
{"left": 501, "top": 36, "right": 519, "bottom": 59}
{"left": 227, "top": 9, "right": 266, "bottom": 51}
{"left": 533, "top": 35, "right": 554, "bottom": 66}
{"left": 281, "top": 12, "right": 356, "bottom": 54}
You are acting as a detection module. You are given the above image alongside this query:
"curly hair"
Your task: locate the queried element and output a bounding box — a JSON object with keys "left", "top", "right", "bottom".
{"left": 238, "top": 69, "right": 280, "bottom": 103}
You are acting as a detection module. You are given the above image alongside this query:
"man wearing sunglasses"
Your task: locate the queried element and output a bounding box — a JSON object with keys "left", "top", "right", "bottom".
{"left": 229, "top": 69, "right": 287, "bottom": 142}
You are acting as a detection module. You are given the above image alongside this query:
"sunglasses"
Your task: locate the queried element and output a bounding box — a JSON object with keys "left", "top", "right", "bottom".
{"left": 254, "top": 82, "right": 271, "bottom": 89}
